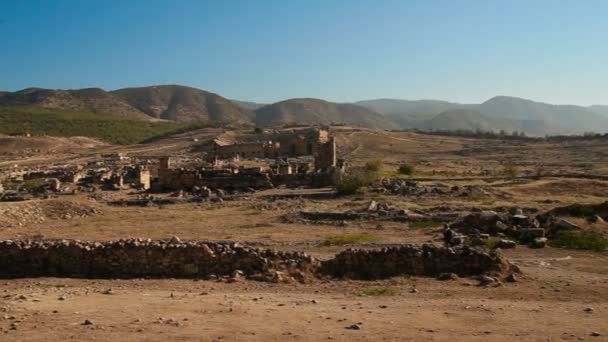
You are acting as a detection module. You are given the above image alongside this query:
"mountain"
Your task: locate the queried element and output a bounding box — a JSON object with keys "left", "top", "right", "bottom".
{"left": 589, "top": 105, "right": 608, "bottom": 117}
{"left": 478, "top": 96, "right": 608, "bottom": 134}
{"left": 357, "top": 96, "right": 608, "bottom": 135}
{"left": 0, "top": 87, "right": 150, "bottom": 119}
{"left": 415, "top": 109, "right": 518, "bottom": 132}
{"left": 112, "top": 85, "right": 253, "bottom": 123}
{"left": 0, "top": 85, "right": 254, "bottom": 124}
{"left": 231, "top": 99, "right": 266, "bottom": 111}
{"left": 254, "top": 98, "right": 398, "bottom": 129}
{"left": 356, "top": 98, "right": 474, "bottom": 117}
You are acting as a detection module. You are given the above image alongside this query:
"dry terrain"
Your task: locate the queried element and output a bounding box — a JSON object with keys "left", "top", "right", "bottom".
{"left": 1, "top": 128, "right": 607, "bottom": 341}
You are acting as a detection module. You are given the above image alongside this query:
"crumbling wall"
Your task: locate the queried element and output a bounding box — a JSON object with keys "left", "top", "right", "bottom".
{"left": 0, "top": 239, "right": 315, "bottom": 281}
{"left": 0, "top": 239, "right": 511, "bottom": 281}
{"left": 320, "top": 244, "right": 511, "bottom": 280}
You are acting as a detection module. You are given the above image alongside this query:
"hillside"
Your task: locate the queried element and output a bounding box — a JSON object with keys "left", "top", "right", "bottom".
{"left": 0, "top": 85, "right": 254, "bottom": 125}
{"left": 588, "top": 105, "right": 608, "bottom": 117}
{"left": 0, "top": 87, "right": 149, "bottom": 119}
{"left": 254, "top": 98, "right": 398, "bottom": 129}
{"left": 0, "top": 106, "right": 207, "bottom": 145}
{"left": 356, "top": 98, "right": 474, "bottom": 117}
{"left": 231, "top": 99, "right": 266, "bottom": 111}
{"left": 479, "top": 96, "right": 608, "bottom": 134}
{"left": 358, "top": 96, "right": 608, "bottom": 135}
{"left": 112, "top": 85, "right": 253, "bottom": 123}
{"left": 415, "top": 109, "right": 518, "bottom": 132}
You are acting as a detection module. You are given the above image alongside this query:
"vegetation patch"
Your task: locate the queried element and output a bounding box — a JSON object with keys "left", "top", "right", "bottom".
{"left": 397, "top": 163, "right": 415, "bottom": 176}
{"left": 356, "top": 286, "right": 398, "bottom": 297}
{"left": 336, "top": 170, "right": 378, "bottom": 195}
{"left": 0, "top": 106, "right": 210, "bottom": 145}
{"left": 364, "top": 159, "right": 384, "bottom": 172}
{"left": 549, "top": 231, "right": 608, "bottom": 251}
{"left": 322, "top": 233, "right": 378, "bottom": 246}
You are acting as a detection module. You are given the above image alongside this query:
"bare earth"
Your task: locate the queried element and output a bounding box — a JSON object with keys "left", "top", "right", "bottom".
{"left": 0, "top": 128, "right": 607, "bottom": 341}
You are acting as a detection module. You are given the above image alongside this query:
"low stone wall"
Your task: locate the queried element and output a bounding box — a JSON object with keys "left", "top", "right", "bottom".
{"left": 320, "top": 244, "right": 511, "bottom": 280}
{"left": 0, "top": 239, "right": 316, "bottom": 282}
{"left": 0, "top": 239, "right": 512, "bottom": 281}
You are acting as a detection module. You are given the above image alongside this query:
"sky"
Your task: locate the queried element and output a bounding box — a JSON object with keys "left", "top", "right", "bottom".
{"left": 1, "top": 0, "right": 607, "bottom": 105}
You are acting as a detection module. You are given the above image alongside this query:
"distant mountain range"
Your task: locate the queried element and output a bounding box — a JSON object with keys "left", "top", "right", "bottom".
{"left": 1, "top": 84, "right": 607, "bottom": 135}
{"left": 357, "top": 96, "right": 608, "bottom": 135}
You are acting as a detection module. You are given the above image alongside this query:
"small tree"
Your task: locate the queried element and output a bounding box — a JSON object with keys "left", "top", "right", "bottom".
{"left": 398, "top": 163, "right": 415, "bottom": 176}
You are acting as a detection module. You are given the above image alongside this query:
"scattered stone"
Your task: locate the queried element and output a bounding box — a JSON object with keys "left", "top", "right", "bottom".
{"left": 505, "top": 273, "right": 517, "bottom": 283}
{"left": 529, "top": 237, "right": 547, "bottom": 249}
{"left": 437, "top": 273, "right": 458, "bottom": 281}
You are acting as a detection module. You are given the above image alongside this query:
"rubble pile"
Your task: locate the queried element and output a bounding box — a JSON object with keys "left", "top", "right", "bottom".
{"left": 450, "top": 209, "right": 546, "bottom": 247}
{"left": 372, "top": 179, "right": 495, "bottom": 199}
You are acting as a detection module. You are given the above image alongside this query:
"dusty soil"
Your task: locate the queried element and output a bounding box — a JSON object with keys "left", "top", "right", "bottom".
{"left": 1, "top": 128, "right": 607, "bottom": 341}
{"left": 1, "top": 248, "right": 606, "bottom": 341}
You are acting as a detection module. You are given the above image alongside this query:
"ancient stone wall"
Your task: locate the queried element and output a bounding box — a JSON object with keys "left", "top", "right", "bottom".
{"left": 0, "top": 239, "right": 511, "bottom": 281}
{"left": 0, "top": 239, "right": 315, "bottom": 282}
{"left": 320, "top": 244, "right": 511, "bottom": 280}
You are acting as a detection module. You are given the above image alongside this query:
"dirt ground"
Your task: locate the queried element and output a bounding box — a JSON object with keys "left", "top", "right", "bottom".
{"left": 0, "top": 128, "right": 607, "bottom": 341}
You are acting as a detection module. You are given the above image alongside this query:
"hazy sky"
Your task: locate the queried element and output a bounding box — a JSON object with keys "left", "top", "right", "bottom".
{"left": 1, "top": 0, "right": 607, "bottom": 105}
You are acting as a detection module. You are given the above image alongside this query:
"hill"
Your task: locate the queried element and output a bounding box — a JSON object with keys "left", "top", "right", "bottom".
{"left": 0, "top": 85, "right": 254, "bottom": 125}
{"left": 415, "top": 109, "right": 518, "bottom": 132}
{"left": 588, "top": 105, "right": 608, "bottom": 117}
{"left": 357, "top": 96, "right": 608, "bottom": 135}
{"left": 0, "top": 87, "right": 149, "bottom": 119}
{"left": 231, "top": 99, "right": 266, "bottom": 111}
{"left": 479, "top": 96, "right": 608, "bottom": 135}
{"left": 0, "top": 106, "right": 207, "bottom": 145}
{"left": 254, "top": 98, "right": 398, "bottom": 129}
{"left": 112, "top": 85, "right": 253, "bottom": 123}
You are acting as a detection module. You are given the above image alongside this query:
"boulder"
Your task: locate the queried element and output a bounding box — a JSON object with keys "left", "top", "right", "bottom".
{"left": 529, "top": 237, "right": 547, "bottom": 248}
{"left": 496, "top": 240, "right": 516, "bottom": 249}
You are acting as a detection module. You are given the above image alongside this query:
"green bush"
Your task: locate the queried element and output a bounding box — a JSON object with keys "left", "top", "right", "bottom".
{"left": 549, "top": 231, "right": 608, "bottom": 251}
{"left": 364, "top": 159, "right": 383, "bottom": 172}
{"left": 336, "top": 170, "right": 378, "bottom": 195}
{"left": 397, "top": 163, "right": 415, "bottom": 176}
{"left": 321, "top": 233, "right": 377, "bottom": 246}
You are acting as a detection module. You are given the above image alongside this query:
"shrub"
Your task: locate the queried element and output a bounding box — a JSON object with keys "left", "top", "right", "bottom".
{"left": 364, "top": 159, "right": 383, "bottom": 172}
{"left": 397, "top": 163, "right": 415, "bottom": 176}
{"left": 336, "top": 170, "right": 378, "bottom": 195}
{"left": 321, "top": 233, "right": 377, "bottom": 246}
{"left": 549, "top": 231, "right": 608, "bottom": 251}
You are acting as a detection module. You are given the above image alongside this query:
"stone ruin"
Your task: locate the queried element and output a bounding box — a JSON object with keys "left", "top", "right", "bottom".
{"left": 0, "top": 239, "right": 514, "bottom": 283}
{"left": 154, "top": 128, "right": 345, "bottom": 192}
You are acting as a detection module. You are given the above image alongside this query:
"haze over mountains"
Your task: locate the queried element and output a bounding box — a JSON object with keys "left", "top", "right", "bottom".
{"left": 1, "top": 84, "right": 607, "bottom": 136}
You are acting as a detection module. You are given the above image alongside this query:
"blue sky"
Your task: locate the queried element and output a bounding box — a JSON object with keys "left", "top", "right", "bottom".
{"left": 1, "top": 0, "right": 607, "bottom": 105}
